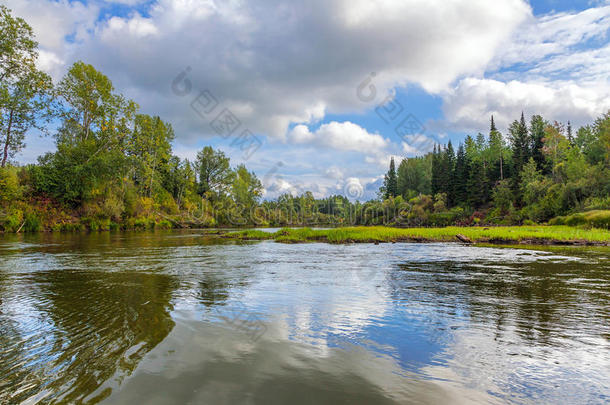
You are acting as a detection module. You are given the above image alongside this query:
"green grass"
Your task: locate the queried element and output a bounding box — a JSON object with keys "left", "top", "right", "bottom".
{"left": 227, "top": 226, "right": 610, "bottom": 245}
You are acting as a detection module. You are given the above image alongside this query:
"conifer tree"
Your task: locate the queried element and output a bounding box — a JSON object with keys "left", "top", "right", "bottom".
{"left": 383, "top": 157, "right": 398, "bottom": 199}
{"left": 509, "top": 112, "right": 530, "bottom": 202}
{"left": 489, "top": 116, "right": 505, "bottom": 182}
{"left": 443, "top": 141, "right": 455, "bottom": 205}
{"left": 431, "top": 144, "right": 441, "bottom": 195}
{"left": 453, "top": 143, "right": 467, "bottom": 205}
{"left": 529, "top": 114, "right": 546, "bottom": 172}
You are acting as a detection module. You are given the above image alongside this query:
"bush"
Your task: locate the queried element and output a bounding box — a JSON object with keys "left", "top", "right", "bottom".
{"left": 23, "top": 212, "right": 42, "bottom": 232}
{"left": 1, "top": 209, "right": 23, "bottom": 232}
{"left": 549, "top": 210, "right": 610, "bottom": 229}
{"left": 0, "top": 166, "right": 21, "bottom": 203}
{"left": 156, "top": 219, "right": 173, "bottom": 229}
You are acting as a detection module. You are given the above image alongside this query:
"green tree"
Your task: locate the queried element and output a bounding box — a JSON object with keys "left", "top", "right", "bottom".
{"left": 194, "top": 146, "right": 234, "bottom": 198}
{"left": 0, "top": 6, "right": 53, "bottom": 167}
{"left": 56, "top": 61, "right": 137, "bottom": 145}
{"left": 509, "top": 112, "right": 530, "bottom": 175}
{"left": 232, "top": 164, "right": 263, "bottom": 208}
{"left": 529, "top": 114, "right": 547, "bottom": 172}
{"left": 397, "top": 155, "right": 431, "bottom": 197}
{"left": 488, "top": 116, "right": 505, "bottom": 182}
{"left": 508, "top": 112, "right": 530, "bottom": 202}
{"left": 383, "top": 157, "right": 398, "bottom": 199}
{"left": 443, "top": 141, "right": 455, "bottom": 205}
{"left": 126, "top": 114, "right": 174, "bottom": 196}
{"left": 542, "top": 122, "right": 570, "bottom": 181}
{"left": 453, "top": 143, "right": 468, "bottom": 204}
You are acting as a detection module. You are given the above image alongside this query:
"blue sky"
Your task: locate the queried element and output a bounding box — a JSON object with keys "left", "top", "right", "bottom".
{"left": 6, "top": 0, "right": 610, "bottom": 200}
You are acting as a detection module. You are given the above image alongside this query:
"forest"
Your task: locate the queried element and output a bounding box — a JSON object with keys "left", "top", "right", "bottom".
{"left": 1, "top": 5, "right": 609, "bottom": 232}
{"left": 379, "top": 112, "right": 610, "bottom": 228}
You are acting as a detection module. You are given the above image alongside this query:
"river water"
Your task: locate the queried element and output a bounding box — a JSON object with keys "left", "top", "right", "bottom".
{"left": 0, "top": 231, "right": 608, "bottom": 404}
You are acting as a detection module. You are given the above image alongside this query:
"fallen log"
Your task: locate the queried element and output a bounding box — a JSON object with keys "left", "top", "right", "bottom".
{"left": 456, "top": 234, "right": 473, "bottom": 244}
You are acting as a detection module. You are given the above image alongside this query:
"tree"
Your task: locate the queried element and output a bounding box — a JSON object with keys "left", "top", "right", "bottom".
{"left": 509, "top": 112, "right": 530, "bottom": 175}
{"left": 194, "top": 146, "right": 234, "bottom": 198}
{"left": 0, "top": 6, "right": 53, "bottom": 167}
{"left": 488, "top": 116, "right": 505, "bottom": 182}
{"left": 443, "top": 141, "right": 455, "bottom": 205}
{"left": 529, "top": 115, "right": 546, "bottom": 172}
{"left": 232, "top": 164, "right": 263, "bottom": 208}
{"left": 567, "top": 121, "right": 574, "bottom": 145}
{"left": 397, "top": 155, "right": 431, "bottom": 197}
{"left": 508, "top": 112, "right": 530, "bottom": 202}
{"left": 126, "top": 114, "right": 174, "bottom": 196}
{"left": 383, "top": 157, "right": 398, "bottom": 199}
{"left": 162, "top": 157, "right": 196, "bottom": 205}
{"left": 542, "top": 122, "right": 570, "bottom": 181}
{"left": 453, "top": 143, "right": 468, "bottom": 204}
{"left": 56, "top": 61, "right": 137, "bottom": 145}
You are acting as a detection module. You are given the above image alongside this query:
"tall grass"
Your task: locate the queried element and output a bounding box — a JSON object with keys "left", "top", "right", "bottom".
{"left": 228, "top": 226, "right": 610, "bottom": 245}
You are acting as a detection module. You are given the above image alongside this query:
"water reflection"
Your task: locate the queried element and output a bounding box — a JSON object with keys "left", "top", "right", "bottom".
{"left": 0, "top": 232, "right": 608, "bottom": 404}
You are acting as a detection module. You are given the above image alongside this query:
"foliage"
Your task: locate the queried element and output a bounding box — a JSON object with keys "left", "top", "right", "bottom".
{"left": 0, "top": 5, "right": 54, "bottom": 167}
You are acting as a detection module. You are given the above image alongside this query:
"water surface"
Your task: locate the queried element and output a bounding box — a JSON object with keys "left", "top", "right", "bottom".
{"left": 0, "top": 231, "right": 608, "bottom": 404}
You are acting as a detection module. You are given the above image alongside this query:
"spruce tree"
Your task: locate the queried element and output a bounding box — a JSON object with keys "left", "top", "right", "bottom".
{"left": 489, "top": 116, "right": 505, "bottom": 182}
{"left": 529, "top": 114, "right": 546, "bottom": 173}
{"left": 384, "top": 157, "right": 398, "bottom": 199}
{"left": 443, "top": 141, "right": 456, "bottom": 205}
{"left": 431, "top": 144, "right": 440, "bottom": 195}
{"left": 453, "top": 143, "right": 467, "bottom": 205}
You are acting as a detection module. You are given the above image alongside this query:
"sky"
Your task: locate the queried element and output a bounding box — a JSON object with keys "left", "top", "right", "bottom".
{"left": 4, "top": 0, "right": 610, "bottom": 200}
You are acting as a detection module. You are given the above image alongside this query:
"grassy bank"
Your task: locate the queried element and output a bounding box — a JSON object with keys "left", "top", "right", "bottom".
{"left": 227, "top": 226, "right": 610, "bottom": 246}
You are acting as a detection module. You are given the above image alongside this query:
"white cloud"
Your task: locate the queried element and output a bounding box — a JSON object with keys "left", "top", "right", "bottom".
{"left": 443, "top": 78, "right": 610, "bottom": 132}
{"left": 22, "top": 0, "right": 530, "bottom": 143}
{"left": 288, "top": 121, "right": 389, "bottom": 153}
{"left": 492, "top": 6, "right": 610, "bottom": 73}
{"left": 3, "top": 0, "right": 99, "bottom": 79}
{"left": 441, "top": 5, "right": 610, "bottom": 132}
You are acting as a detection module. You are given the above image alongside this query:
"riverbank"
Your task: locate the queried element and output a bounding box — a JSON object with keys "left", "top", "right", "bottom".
{"left": 226, "top": 226, "right": 610, "bottom": 246}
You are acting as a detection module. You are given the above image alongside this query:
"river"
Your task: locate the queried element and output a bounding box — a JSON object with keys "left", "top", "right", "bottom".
{"left": 0, "top": 230, "right": 608, "bottom": 404}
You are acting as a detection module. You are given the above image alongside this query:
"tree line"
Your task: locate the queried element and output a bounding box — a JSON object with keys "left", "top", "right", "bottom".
{"left": 381, "top": 111, "right": 609, "bottom": 226}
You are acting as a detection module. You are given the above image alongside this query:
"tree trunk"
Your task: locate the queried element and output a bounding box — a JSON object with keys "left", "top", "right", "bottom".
{"left": 2, "top": 109, "right": 14, "bottom": 168}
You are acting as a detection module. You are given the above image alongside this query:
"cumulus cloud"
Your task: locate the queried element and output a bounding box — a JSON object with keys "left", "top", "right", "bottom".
{"left": 288, "top": 121, "right": 389, "bottom": 153}
{"left": 442, "top": 78, "right": 610, "bottom": 131}
{"left": 14, "top": 0, "right": 531, "bottom": 142}
{"left": 3, "top": 0, "right": 100, "bottom": 79}
{"left": 437, "top": 5, "right": 610, "bottom": 132}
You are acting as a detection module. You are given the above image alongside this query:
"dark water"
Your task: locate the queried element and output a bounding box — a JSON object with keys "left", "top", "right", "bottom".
{"left": 0, "top": 231, "right": 609, "bottom": 404}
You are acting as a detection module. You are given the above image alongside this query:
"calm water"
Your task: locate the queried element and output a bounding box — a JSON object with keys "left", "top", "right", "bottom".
{"left": 0, "top": 231, "right": 609, "bottom": 404}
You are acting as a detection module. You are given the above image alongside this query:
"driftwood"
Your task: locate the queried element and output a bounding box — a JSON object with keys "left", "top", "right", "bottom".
{"left": 455, "top": 234, "right": 473, "bottom": 244}
{"left": 16, "top": 221, "right": 26, "bottom": 233}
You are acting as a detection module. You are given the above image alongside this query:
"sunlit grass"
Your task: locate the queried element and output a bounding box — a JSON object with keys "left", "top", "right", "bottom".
{"left": 228, "top": 226, "right": 610, "bottom": 245}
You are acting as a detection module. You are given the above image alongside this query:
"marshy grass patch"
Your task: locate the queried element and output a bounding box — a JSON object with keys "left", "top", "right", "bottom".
{"left": 226, "top": 225, "right": 610, "bottom": 245}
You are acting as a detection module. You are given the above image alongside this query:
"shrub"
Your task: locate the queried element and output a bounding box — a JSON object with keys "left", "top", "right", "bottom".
{"left": 549, "top": 210, "right": 610, "bottom": 229}
{"left": 0, "top": 166, "right": 21, "bottom": 203}
{"left": 156, "top": 219, "right": 173, "bottom": 229}
{"left": 1, "top": 209, "right": 23, "bottom": 232}
{"left": 23, "top": 212, "right": 42, "bottom": 232}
